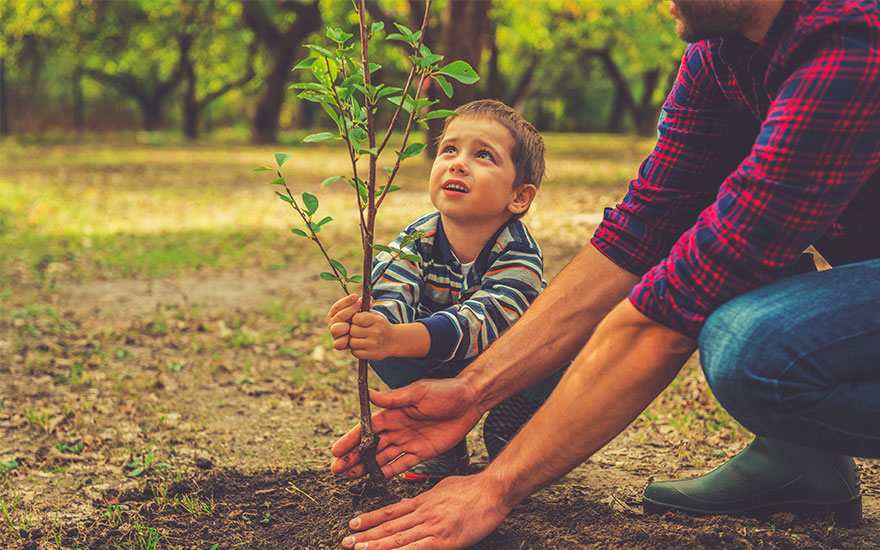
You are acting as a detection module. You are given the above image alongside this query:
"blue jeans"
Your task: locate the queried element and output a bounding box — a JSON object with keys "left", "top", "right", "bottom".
{"left": 699, "top": 258, "right": 880, "bottom": 458}
{"left": 370, "top": 356, "right": 565, "bottom": 403}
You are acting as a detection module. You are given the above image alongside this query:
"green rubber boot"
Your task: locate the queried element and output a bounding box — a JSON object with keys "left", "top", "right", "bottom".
{"left": 643, "top": 437, "right": 862, "bottom": 525}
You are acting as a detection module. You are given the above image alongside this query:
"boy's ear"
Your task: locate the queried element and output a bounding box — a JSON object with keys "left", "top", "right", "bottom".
{"left": 507, "top": 184, "right": 537, "bottom": 215}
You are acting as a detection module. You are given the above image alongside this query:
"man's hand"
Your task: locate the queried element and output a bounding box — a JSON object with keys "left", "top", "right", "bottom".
{"left": 341, "top": 472, "right": 511, "bottom": 549}
{"left": 349, "top": 311, "right": 396, "bottom": 360}
{"left": 331, "top": 379, "right": 483, "bottom": 480}
{"left": 327, "top": 294, "right": 361, "bottom": 350}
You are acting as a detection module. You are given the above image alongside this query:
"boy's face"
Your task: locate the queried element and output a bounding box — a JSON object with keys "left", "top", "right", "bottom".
{"left": 429, "top": 117, "right": 531, "bottom": 229}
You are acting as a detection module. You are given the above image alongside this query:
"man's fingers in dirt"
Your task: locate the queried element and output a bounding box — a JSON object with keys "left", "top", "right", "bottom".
{"left": 341, "top": 507, "right": 431, "bottom": 549}
{"left": 349, "top": 497, "right": 418, "bottom": 533}
{"left": 379, "top": 451, "right": 421, "bottom": 480}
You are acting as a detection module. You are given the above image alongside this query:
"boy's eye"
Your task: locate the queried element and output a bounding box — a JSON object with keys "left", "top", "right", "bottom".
{"left": 476, "top": 149, "right": 494, "bottom": 161}
{"left": 441, "top": 145, "right": 457, "bottom": 155}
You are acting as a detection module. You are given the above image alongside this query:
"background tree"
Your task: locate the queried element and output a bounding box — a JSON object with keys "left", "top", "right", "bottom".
{"left": 241, "top": 0, "right": 321, "bottom": 144}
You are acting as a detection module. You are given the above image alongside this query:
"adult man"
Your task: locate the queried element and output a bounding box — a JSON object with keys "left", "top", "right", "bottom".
{"left": 331, "top": 1, "right": 880, "bottom": 548}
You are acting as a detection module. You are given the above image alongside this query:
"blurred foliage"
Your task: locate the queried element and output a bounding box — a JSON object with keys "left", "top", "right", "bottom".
{"left": 0, "top": 0, "right": 685, "bottom": 138}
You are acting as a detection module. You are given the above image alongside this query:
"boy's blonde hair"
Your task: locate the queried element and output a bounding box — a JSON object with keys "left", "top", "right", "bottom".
{"left": 439, "top": 99, "right": 546, "bottom": 191}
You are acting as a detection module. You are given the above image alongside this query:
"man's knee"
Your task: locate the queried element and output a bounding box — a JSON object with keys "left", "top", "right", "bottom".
{"left": 698, "top": 292, "right": 786, "bottom": 411}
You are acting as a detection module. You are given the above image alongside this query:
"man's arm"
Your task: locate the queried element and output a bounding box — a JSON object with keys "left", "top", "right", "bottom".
{"left": 331, "top": 243, "right": 640, "bottom": 478}
{"left": 341, "top": 299, "right": 696, "bottom": 549}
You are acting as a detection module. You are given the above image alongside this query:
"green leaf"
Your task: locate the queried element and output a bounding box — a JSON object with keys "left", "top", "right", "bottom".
{"left": 423, "top": 109, "right": 458, "bottom": 121}
{"left": 128, "top": 467, "right": 145, "bottom": 477}
{"left": 316, "top": 216, "right": 333, "bottom": 227}
{"left": 376, "top": 184, "right": 401, "bottom": 196}
{"left": 393, "top": 23, "right": 414, "bottom": 41}
{"left": 275, "top": 153, "right": 293, "bottom": 167}
{"left": 376, "top": 86, "right": 402, "bottom": 100}
{"left": 369, "top": 63, "right": 382, "bottom": 73}
{"left": 305, "top": 44, "right": 334, "bottom": 58}
{"left": 371, "top": 244, "right": 393, "bottom": 253}
{"left": 320, "top": 272, "right": 340, "bottom": 281}
{"left": 386, "top": 94, "right": 415, "bottom": 114}
{"left": 275, "top": 192, "right": 294, "bottom": 204}
{"left": 349, "top": 127, "right": 369, "bottom": 143}
{"left": 289, "top": 82, "right": 327, "bottom": 92}
{"left": 302, "top": 192, "right": 319, "bottom": 216}
{"left": 363, "top": 147, "right": 378, "bottom": 156}
{"left": 293, "top": 57, "right": 317, "bottom": 70}
{"left": 267, "top": 177, "right": 285, "bottom": 186}
{"left": 303, "top": 132, "right": 335, "bottom": 143}
{"left": 400, "top": 253, "right": 422, "bottom": 263}
{"left": 327, "top": 27, "right": 353, "bottom": 44}
{"left": 250, "top": 166, "right": 273, "bottom": 172}
{"left": 397, "top": 142, "right": 426, "bottom": 160}
{"left": 371, "top": 21, "right": 384, "bottom": 35}
{"left": 320, "top": 175, "right": 344, "bottom": 189}
{"left": 348, "top": 275, "right": 363, "bottom": 283}
{"left": 436, "top": 60, "right": 479, "bottom": 84}
{"left": 434, "top": 75, "right": 453, "bottom": 98}
{"left": 329, "top": 259, "right": 347, "bottom": 278}
{"left": 290, "top": 228, "right": 308, "bottom": 238}
{"left": 385, "top": 32, "right": 409, "bottom": 43}
{"left": 400, "top": 230, "right": 426, "bottom": 246}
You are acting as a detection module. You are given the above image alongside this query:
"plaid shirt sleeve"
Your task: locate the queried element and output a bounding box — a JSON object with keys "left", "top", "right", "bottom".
{"left": 622, "top": 25, "right": 880, "bottom": 337}
{"left": 370, "top": 230, "right": 423, "bottom": 325}
{"left": 591, "top": 43, "right": 753, "bottom": 278}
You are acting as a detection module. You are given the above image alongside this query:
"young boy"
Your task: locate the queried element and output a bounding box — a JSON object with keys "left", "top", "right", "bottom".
{"left": 326, "top": 99, "right": 562, "bottom": 481}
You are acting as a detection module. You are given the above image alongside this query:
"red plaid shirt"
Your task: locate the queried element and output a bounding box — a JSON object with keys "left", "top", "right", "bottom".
{"left": 592, "top": 0, "right": 880, "bottom": 337}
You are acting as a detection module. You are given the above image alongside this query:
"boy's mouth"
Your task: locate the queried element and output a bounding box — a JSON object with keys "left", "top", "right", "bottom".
{"left": 442, "top": 180, "right": 469, "bottom": 194}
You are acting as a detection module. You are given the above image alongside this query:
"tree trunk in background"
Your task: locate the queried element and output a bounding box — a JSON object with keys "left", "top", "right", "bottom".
{"left": 634, "top": 68, "right": 661, "bottom": 136}
{"left": 0, "top": 60, "right": 8, "bottom": 136}
{"left": 425, "top": 0, "right": 491, "bottom": 155}
{"left": 72, "top": 66, "right": 85, "bottom": 132}
{"left": 242, "top": 0, "right": 321, "bottom": 144}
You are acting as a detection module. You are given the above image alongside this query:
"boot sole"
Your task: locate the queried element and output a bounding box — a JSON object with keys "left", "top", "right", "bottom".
{"left": 403, "top": 457, "right": 468, "bottom": 483}
{"left": 643, "top": 493, "right": 862, "bottom": 526}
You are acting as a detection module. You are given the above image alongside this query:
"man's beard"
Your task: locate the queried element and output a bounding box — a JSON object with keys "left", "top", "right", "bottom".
{"left": 673, "top": 0, "right": 759, "bottom": 42}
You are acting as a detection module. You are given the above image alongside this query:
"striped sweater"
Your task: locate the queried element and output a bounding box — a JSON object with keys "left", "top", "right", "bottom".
{"left": 371, "top": 212, "right": 546, "bottom": 362}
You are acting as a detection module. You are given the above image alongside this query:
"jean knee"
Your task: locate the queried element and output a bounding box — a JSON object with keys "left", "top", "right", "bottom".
{"left": 699, "top": 295, "right": 783, "bottom": 414}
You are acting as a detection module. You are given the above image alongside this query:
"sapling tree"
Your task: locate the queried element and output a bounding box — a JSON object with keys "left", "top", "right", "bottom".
{"left": 252, "top": 0, "right": 478, "bottom": 488}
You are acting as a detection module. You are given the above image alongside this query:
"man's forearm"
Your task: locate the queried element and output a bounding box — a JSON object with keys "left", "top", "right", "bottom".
{"left": 484, "top": 301, "right": 697, "bottom": 507}
{"left": 460, "top": 243, "right": 640, "bottom": 413}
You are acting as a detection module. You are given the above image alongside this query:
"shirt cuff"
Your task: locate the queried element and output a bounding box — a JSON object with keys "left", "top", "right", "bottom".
{"left": 417, "top": 312, "right": 461, "bottom": 361}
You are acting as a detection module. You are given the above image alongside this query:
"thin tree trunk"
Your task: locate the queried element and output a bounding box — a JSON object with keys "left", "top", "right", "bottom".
{"left": 0, "top": 60, "right": 8, "bottom": 136}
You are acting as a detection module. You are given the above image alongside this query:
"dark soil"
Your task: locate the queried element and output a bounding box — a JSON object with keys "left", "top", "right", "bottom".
{"left": 34, "top": 468, "right": 875, "bottom": 550}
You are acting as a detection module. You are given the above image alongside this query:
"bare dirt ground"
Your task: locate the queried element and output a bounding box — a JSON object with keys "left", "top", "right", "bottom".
{"left": 2, "top": 261, "right": 878, "bottom": 549}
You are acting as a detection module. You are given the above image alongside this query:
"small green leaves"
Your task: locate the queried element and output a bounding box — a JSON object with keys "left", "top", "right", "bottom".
{"left": 371, "top": 244, "right": 393, "bottom": 253}
{"left": 320, "top": 175, "right": 344, "bottom": 189}
{"left": 303, "top": 132, "right": 335, "bottom": 143}
{"left": 423, "top": 110, "right": 458, "bottom": 121}
{"left": 291, "top": 228, "right": 308, "bottom": 238}
{"left": 250, "top": 166, "right": 273, "bottom": 172}
{"left": 305, "top": 44, "right": 334, "bottom": 58}
{"left": 349, "top": 275, "right": 363, "bottom": 283}
{"left": 267, "top": 177, "right": 285, "bottom": 186}
{"left": 397, "top": 142, "right": 426, "bottom": 160}
{"left": 434, "top": 75, "right": 453, "bottom": 98}
{"left": 275, "top": 153, "right": 293, "bottom": 167}
{"left": 400, "top": 253, "right": 422, "bottom": 263}
{"left": 315, "top": 216, "right": 333, "bottom": 228}
{"left": 302, "top": 192, "right": 319, "bottom": 216}
{"left": 293, "top": 57, "right": 317, "bottom": 70}
{"left": 320, "top": 272, "right": 340, "bottom": 281}
{"left": 327, "top": 27, "right": 353, "bottom": 45}
{"left": 329, "top": 259, "right": 347, "bottom": 278}
{"left": 400, "top": 230, "right": 426, "bottom": 247}
{"left": 437, "top": 60, "right": 479, "bottom": 84}
{"left": 371, "top": 21, "right": 384, "bottom": 35}
{"left": 275, "top": 191, "right": 293, "bottom": 204}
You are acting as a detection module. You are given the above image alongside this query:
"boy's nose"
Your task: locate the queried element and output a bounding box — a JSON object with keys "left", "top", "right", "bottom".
{"left": 449, "top": 159, "right": 468, "bottom": 174}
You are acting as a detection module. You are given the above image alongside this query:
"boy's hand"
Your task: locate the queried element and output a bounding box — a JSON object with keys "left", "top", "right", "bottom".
{"left": 349, "top": 311, "right": 396, "bottom": 360}
{"left": 326, "top": 294, "right": 361, "bottom": 350}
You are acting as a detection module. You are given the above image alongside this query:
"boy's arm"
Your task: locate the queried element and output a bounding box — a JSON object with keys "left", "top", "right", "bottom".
{"left": 417, "top": 243, "right": 544, "bottom": 363}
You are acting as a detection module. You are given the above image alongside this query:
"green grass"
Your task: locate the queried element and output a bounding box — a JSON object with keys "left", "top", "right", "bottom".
{"left": 0, "top": 133, "right": 653, "bottom": 296}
